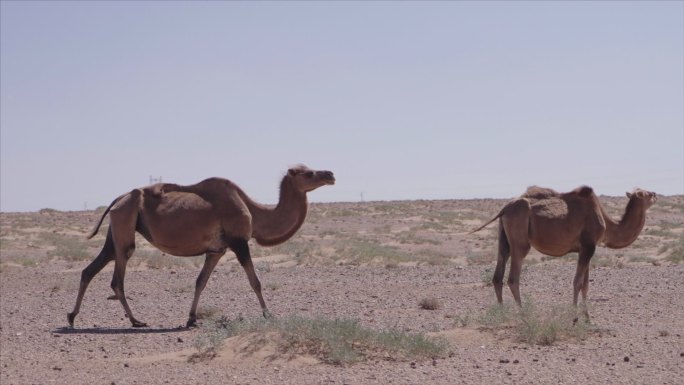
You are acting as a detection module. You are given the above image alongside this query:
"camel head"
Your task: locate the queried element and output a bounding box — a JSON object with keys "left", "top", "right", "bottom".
{"left": 286, "top": 165, "right": 335, "bottom": 193}
{"left": 626, "top": 188, "right": 657, "bottom": 209}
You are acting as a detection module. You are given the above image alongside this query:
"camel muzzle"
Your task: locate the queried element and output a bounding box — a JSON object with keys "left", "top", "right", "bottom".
{"left": 319, "top": 171, "right": 335, "bottom": 184}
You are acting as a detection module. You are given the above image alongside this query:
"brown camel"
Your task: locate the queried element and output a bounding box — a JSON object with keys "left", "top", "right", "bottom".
{"left": 67, "top": 165, "right": 335, "bottom": 328}
{"left": 471, "top": 185, "right": 656, "bottom": 319}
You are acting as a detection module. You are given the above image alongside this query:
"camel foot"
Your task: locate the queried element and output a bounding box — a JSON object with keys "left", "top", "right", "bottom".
{"left": 108, "top": 294, "right": 132, "bottom": 300}
{"left": 186, "top": 318, "right": 198, "bottom": 328}
{"left": 262, "top": 309, "right": 274, "bottom": 319}
{"left": 130, "top": 319, "right": 148, "bottom": 328}
{"left": 67, "top": 312, "right": 76, "bottom": 327}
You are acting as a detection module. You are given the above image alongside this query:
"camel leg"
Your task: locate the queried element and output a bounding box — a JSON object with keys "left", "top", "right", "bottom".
{"left": 582, "top": 266, "right": 590, "bottom": 303}
{"left": 501, "top": 200, "right": 531, "bottom": 306}
{"left": 507, "top": 247, "right": 529, "bottom": 306}
{"left": 230, "top": 239, "right": 271, "bottom": 318}
{"left": 573, "top": 243, "right": 594, "bottom": 306}
{"left": 186, "top": 252, "right": 224, "bottom": 328}
{"left": 573, "top": 241, "right": 595, "bottom": 322}
{"left": 581, "top": 265, "right": 591, "bottom": 322}
{"left": 492, "top": 221, "right": 511, "bottom": 304}
{"left": 108, "top": 272, "right": 123, "bottom": 300}
{"left": 67, "top": 228, "right": 115, "bottom": 327}
{"left": 104, "top": 190, "right": 148, "bottom": 327}
{"left": 108, "top": 277, "right": 133, "bottom": 300}
{"left": 107, "top": 283, "right": 119, "bottom": 300}
{"left": 111, "top": 243, "right": 147, "bottom": 327}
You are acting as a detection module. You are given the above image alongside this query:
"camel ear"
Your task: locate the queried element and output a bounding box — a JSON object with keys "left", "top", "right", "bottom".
{"left": 288, "top": 168, "right": 297, "bottom": 177}
{"left": 626, "top": 192, "right": 632, "bottom": 198}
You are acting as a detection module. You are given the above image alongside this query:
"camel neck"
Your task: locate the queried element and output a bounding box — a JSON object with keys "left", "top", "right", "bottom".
{"left": 602, "top": 198, "right": 646, "bottom": 249}
{"left": 249, "top": 177, "right": 308, "bottom": 246}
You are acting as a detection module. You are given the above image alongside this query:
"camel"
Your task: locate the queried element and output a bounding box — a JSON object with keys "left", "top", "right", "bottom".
{"left": 67, "top": 165, "right": 335, "bottom": 328}
{"left": 470, "top": 185, "right": 656, "bottom": 319}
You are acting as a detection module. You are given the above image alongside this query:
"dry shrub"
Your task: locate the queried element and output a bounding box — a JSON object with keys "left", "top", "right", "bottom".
{"left": 418, "top": 297, "right": 442, "bottom": 310}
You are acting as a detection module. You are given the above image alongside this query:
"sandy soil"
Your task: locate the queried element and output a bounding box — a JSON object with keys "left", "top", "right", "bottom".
{"left": 1, "top": 196, "right": 683, "bottom": 384}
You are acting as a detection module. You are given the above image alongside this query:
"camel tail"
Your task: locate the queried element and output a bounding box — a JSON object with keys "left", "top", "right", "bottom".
{"left": 469, "top": 209, "right": 505, "bottom": 234}
{"left": 87, "top": 193, "right": 125, "bottom": 239}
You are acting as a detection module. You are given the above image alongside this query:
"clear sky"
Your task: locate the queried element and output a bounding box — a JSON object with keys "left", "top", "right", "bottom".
{"left": 1, "top": 1, "right": 683, "bottom": 212}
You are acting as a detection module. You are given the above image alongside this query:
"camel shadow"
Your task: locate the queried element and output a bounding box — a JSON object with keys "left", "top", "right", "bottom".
{"left": 52, "top": 325, "right": 188, "bottom": 335}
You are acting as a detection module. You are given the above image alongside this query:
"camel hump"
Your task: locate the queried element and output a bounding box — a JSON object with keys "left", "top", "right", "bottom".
{"left": 522, "top": 186, "right": 559, "bottom": 200}
{"left": 570, "top": 185, "right": 594, "bottom": 198}
{"left": 142, "top": 183, "right": 183, "bottom": 198}
{"left": 144, "top": 183, "right": 168, "bottom": 198}
{"left": 143, "top": 178, "right": 233, "bottom": 198}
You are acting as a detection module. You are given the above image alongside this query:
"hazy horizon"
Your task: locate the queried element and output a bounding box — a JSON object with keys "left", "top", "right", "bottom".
{"left": 2, "top": 1, "right": 683, "bottom": 212}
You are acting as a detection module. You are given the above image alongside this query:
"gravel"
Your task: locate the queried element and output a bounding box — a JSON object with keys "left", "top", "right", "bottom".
{"left": 1, "top": 260, "right": 683, "bottom": 385}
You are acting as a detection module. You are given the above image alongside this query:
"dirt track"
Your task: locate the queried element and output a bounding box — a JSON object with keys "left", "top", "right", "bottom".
{"left": 1, "top": 197, "right": 683, "bottom": 384}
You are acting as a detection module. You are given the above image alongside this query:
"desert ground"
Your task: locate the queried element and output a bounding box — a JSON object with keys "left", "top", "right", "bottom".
{"left": 1, "top": 195, "right": 683, "bottom": 384}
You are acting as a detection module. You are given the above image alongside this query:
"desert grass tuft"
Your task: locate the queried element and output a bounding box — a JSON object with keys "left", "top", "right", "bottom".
{"left": 478, "top": 300, "right": 591, "bottom": 345}
{"left": 336, "top": 238, "right": 412, "bottom": 265}
{"left": 453, "top": 314, "right": 472, "bottom": 327}
{"left": 466, "top": 249, "right": 494, "bottom": 265}
{"left": 662, "top": 237, "right": 684, "bottom": 263}
{"left": 17, "top": 257, "right": 39, "bottom": 267}
{"left": 43, "top": 234, "right": 91, "bottom": 261}
{"left": 192, "top": 315, "right": 448, "bottom": 365}
{"left": 480, "top": 267, "right": 494, "bottom": 286}
{"left": 478, "top": 303, "right": 517, "bottom": 327}
{"left": 195, "top": 306, "right": 221, "bottom": 321}
{"left": 418, "top": 297, "right": 442, "bottom": 310}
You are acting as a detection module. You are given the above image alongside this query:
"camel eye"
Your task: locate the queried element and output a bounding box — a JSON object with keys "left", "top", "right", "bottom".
{"left": 304, "top": 171, "right": 314, "bottom": 178}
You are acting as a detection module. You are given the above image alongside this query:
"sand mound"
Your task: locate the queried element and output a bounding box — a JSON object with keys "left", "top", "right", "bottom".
{"left": 135, "top": 332, "right": 320, "bottom": 367}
